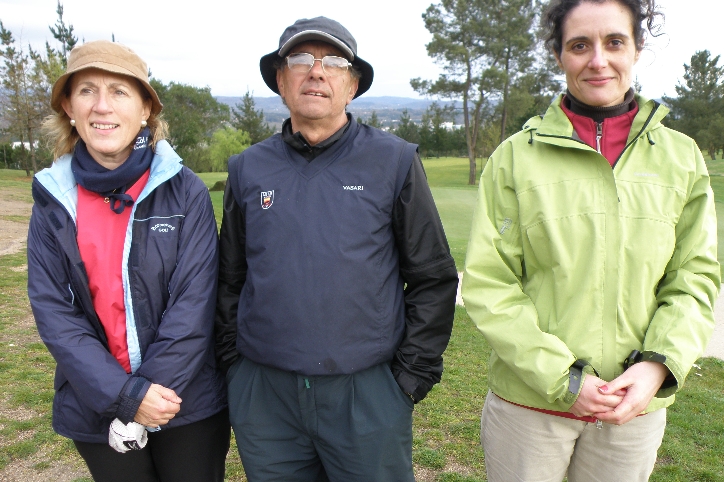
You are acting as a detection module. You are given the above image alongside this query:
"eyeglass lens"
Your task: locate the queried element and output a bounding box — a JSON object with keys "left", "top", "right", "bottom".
{"left": 286, "top": 53, "right": 350, "bottom": 77}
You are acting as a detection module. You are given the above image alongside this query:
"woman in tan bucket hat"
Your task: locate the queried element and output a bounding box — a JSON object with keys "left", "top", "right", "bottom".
{"left": 27, "top": 40, "right": 230, "bottom": 481}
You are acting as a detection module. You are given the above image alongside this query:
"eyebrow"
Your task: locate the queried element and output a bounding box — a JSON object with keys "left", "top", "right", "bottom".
{"left": 565, "top": 32, "right": 632, "bottom": 46}
{"left": 75, "top": 80, "right": 132, "bottom": 89}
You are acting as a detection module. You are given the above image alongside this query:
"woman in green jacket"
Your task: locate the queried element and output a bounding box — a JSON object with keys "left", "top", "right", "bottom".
{"left": 461, "top": 0, "right": 719, "bottom": 480}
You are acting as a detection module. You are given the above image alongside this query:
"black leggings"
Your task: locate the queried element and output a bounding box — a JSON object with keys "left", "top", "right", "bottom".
{"left": 74, "top": 408, "right": 230, "bottom": 482}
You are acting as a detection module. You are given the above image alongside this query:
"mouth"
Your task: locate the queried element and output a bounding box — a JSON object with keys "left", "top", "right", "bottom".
{"left": 304, "top": 91, "right": 327, "bottom": 98}
{"left": 585, "top": 77, "right": 613, "bottom": 86}
{"left": 91, "top": 123, "right": 119, "bottom": 130}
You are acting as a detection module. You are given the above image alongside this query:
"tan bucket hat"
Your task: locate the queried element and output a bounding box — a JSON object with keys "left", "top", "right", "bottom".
{"left": 50, "top": 40, "right": 162, "bottom": 115}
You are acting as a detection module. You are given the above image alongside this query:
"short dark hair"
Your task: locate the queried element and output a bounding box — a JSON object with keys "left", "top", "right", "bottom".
{"left": 542, "top": 0, "right": 664, "bottom": 57}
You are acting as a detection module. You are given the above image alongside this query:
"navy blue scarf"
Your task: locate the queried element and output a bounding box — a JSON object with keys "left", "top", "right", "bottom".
{"left": 71, "top": 128, "right": 153, "bottom": 214}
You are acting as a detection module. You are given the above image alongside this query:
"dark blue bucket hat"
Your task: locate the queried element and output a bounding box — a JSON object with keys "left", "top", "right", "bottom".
{"left": 260, "top": 16, "right": 374, "bottom": 99}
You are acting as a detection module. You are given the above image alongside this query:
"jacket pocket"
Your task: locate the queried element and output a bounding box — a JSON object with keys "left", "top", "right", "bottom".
{"left": 53, "top": 380, "right": 111, "bottom": 439}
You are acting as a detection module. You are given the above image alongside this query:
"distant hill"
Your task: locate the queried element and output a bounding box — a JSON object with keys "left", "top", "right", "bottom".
{"left": 215, "top": 95, "right": 457, "bottom": 130}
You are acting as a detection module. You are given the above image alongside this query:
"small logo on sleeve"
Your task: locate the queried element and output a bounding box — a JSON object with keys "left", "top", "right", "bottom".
{"left": 261, "top": 190, "right": 274, "bottom": 209}
{"left": 499, "top": 218, "right": 512, "bottom": 234}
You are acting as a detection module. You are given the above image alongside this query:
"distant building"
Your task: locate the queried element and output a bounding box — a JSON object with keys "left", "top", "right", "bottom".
{"left": 441, "top": 122, "right": 463, "bottom": 131}
{"left": 11, "top": 141, "right": 39, "bottom": 150}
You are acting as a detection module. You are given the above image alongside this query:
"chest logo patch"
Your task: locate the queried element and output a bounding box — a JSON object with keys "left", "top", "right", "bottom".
{"left": 261, "top": 190, "right": 274, "bottom": 209}
{"left": 151, "top": 223, "right": 175, "bottom": 233}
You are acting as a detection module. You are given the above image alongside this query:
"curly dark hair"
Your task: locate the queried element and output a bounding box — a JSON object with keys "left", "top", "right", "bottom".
{"left": 541, "top": 0, "right": 664, "bottom": 57}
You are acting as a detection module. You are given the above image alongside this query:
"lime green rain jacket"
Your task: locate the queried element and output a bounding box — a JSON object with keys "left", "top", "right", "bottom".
{"left": 462, "top": 94, "right": 720, "bottom": 412}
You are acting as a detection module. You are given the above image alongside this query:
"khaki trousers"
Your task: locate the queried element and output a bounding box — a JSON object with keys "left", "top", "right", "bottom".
{"left": 481, "top": 391, "right": 666, "bottom": 482}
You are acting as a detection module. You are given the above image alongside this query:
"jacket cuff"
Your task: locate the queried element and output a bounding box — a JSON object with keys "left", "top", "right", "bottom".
{"left": 562, "top": 360, "right": 598, "bottom": 408}
{"left": 115, "top": 376, "right": 151, "bottom": 424}
{"left": 625, "top": 350, "right": 677, "bottom": 397}
{"left": 393, "top": 367, "right": 432, "bottom": 404}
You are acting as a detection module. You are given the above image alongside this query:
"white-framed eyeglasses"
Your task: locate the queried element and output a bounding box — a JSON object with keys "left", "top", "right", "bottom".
{"left": 285, "top": 53, "right": 352, "bottom": 77}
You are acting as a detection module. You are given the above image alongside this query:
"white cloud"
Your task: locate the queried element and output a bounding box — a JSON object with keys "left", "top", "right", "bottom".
{"left": 1, "top": 0, "right": 721, "bottom": 100}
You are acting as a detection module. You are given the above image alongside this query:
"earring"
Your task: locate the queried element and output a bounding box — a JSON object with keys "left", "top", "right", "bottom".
{"left": 70, "top": 119, "right": 76, "bottom": 127}
{"left": 141, "top": 120, "right": 147, "bottom": 128}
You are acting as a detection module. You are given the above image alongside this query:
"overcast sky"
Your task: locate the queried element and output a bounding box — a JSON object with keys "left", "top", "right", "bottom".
{"left": 2, "top": 0, "right": 722, "bottom": 101}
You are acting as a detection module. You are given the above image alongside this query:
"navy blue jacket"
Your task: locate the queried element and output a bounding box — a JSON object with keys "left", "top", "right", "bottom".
{"left": 27, "top": 141, "right": 226, "bottom": 443}
{"left": 216, "top": 119, "right": 458, "bottom": 402}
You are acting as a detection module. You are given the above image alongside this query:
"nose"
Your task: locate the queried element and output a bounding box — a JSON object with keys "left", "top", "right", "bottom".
{"left": 93, "top": 90, "right": 112, "bottom": 113}
{"left": 588, "top": 45, "right": 608, "bottom": 70}
{"left": 309, "top": 58, "right": 326, "bottom": 77}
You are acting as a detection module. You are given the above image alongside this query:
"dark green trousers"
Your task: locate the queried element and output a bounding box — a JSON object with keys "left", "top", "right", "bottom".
{"left": 227, "top": 358, "right": 415, "bottom": 482}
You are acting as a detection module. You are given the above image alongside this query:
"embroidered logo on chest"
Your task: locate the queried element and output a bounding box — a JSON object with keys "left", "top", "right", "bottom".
{"left": 343, "top": 185, "right": 364, "bottom": 191}
{"left": 151, "top": 223, "right": 175, "bottom": 233}
{"left": 261, "top": 190, "right": 274, "bottom": 209}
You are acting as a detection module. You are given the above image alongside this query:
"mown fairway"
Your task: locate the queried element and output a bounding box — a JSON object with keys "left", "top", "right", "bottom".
{"left": 1, "top": 158, "right": 724, "bottom": 481}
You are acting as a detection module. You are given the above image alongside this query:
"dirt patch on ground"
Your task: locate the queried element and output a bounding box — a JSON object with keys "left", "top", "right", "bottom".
{"left": 0, "top": 198, "right": 32, "bottom": 218}
{"left": 0, "top": 448, "right": 89, "bottom": 482}
{"left": 0, "top": 220, "right": 29, "bottom": 257}
{"left": 0, "top": 189, "right": 32, "bottom": 257}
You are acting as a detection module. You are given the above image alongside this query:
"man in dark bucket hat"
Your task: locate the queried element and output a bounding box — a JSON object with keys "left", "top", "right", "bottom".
{"left": 216, "top": 16, "right": 458, "bottom": 481}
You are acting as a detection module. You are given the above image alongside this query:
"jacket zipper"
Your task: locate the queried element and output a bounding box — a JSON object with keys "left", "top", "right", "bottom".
{"left": 612, "top": 101, "right": 660, "bottom": 167}
{"left": 535, "top": 101, "right": 661, "bottom": 168}
{"left": 596, "top": 122, "right": 603, "bottom": 154}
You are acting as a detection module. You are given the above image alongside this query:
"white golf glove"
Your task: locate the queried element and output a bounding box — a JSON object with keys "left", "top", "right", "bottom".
{"left": 108, "top": 418, "right": 149, "bottom": 453}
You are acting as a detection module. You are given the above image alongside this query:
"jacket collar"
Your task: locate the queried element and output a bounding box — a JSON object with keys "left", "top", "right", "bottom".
{"left": 528, "top": 94, "right": 669, "bottom": 149}
{"left": 34, "top": 140, "right": 183, "bottom": 222}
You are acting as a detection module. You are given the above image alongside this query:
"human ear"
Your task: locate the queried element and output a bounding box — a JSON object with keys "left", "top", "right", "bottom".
{"left": 346, "top": 78, "right": 359, "bottom": 105}
{"left": 61, "top": 98, "right": 74, "bottom": 120}
{"left": 276, "top": 69, "right": 285, "bottom": 97}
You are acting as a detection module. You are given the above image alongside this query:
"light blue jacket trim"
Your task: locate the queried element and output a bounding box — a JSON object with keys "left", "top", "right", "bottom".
{"left": 122, "top": 140, "right": 183, "bottom": 372}
{"left": 35, "top": 154, "right": 78, "bottom": 222}
{"left": 34, "top": 140, "right": 184, "bottom": 374}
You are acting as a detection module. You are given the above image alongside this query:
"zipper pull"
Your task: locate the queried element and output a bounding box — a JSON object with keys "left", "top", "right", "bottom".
{"left": 596, "top": 122, "right": 603, "bottom": 154}
{"left": 304, "top": 378, "right": 310, "bottom": 389}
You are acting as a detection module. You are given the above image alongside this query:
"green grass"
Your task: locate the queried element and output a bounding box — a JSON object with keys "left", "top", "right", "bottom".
{"left": 421, "top": 158, "right": 483, "bottom": 269}
{"left": 421, "top": 157, "right": 484, "bottom": 189}
{"left": 0, "top": 169, "right": 34, "bottom": 204}
{"left": 3, "top": 160, "right": 724, "bottom": 480}
{"left": 196, "top": 171, "right": 229, "bottom": 189}
{"left": 706, "top": 157, "right": 724, "bottom": 278}
{"left": 0, "top": 252, "right": 89, "bottom": 476}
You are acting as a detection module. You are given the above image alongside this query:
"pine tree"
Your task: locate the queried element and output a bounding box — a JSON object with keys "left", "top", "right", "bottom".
{"left": 231, "top": 90, "right": 274, "bottom": 145}
{"left": 366, "top": 110, "right": 383, "bottom": 128}
{"left": 663, "top": 50, "right": 724, "bottom": 160}
{"left": 412, "top": 0, "right": 539, "bottom": 184}
{"left": 394, "top": 109, "right": 420, "bottom": 144}
{"left": 48, "top": 1, "right": 77, "bottom": 67}
{"left": 1, "top": 22, "right": 40, "bottom": 174}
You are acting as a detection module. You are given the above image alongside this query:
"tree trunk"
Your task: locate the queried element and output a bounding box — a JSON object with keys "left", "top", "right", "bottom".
{"left": 27, "top": 126, "right": 38, "bottom": 174}
{"left": 500, "top": 52, "right": 511, "bottom": 144}
{"left": 19, "top": 135, "right": 31, "bottom": 177}
{"left": 468, "top": 154, "right": 477, "bottom": 185}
